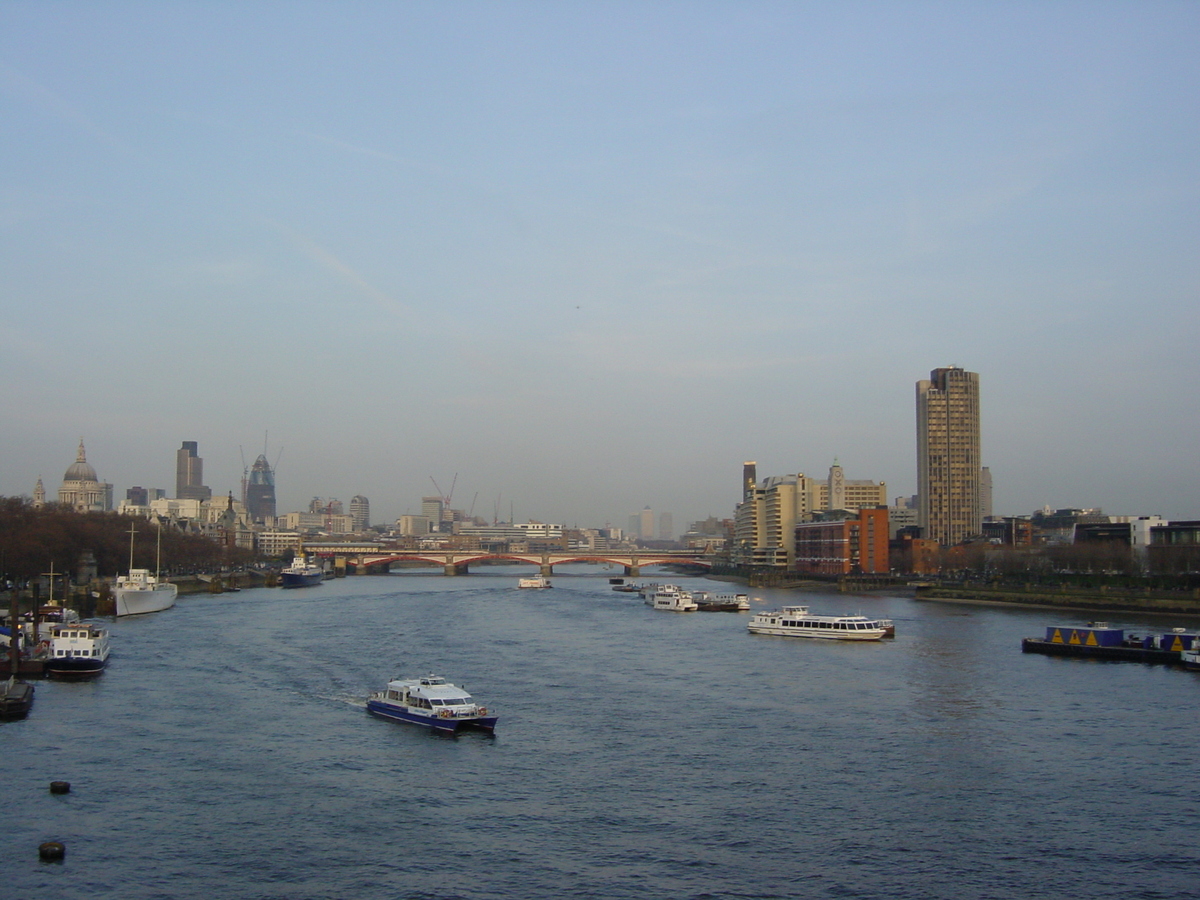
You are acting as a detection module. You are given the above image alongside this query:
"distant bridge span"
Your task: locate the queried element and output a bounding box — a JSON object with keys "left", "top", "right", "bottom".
{"left": 304, "top": 545, "right": 713, "bottom": 576}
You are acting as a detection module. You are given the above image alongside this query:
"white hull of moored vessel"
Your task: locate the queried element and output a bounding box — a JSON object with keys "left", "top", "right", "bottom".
{"left": 114, "top": 572, "right": 178, "bottom": 617}
{"left": 115, "top": 526, "right": 177, "bottom": 616}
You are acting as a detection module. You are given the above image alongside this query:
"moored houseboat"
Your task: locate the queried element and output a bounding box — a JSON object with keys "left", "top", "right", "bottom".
{"left": 691, "top": 591, "right": 750, "bottom": 612}
{"left": 1021, "top": 623, "right": 1200, "bottom": 665}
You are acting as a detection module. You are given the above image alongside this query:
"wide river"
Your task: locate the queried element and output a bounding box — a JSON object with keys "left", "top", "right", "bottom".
{"left": 3, "top": 568, "right": 1198, "bottom": 899}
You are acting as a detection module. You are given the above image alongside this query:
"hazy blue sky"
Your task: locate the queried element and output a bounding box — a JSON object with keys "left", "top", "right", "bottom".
{"left": 2, "top": 2, "right": 1197, "bottom": 531}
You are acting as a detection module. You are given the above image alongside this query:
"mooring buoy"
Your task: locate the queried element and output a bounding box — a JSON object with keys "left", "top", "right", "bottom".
{"left": 38, "top": 841, "right": 65, "bottom": 861}
{"left": 49, "top": 781, "right": 71, "bottom": 794}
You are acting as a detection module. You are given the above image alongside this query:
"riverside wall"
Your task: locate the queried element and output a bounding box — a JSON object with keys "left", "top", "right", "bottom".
{"left": 915, "top": 584, "right": 1200, "bottom": 618}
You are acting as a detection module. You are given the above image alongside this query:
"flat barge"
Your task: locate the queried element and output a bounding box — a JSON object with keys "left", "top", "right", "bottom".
{"left": 1022, "top": 622, "right": 1200, "bottom": 666}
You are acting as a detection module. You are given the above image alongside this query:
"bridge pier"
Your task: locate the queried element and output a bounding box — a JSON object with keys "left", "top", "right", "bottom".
{"left": 444, "top": 562, "right": 468, "bottom": 576}
{"left": 625, "top": 565, "right": 640, "bottom": 577}
{"left": 540, "top": 564, "right": 553, "bottom": 576}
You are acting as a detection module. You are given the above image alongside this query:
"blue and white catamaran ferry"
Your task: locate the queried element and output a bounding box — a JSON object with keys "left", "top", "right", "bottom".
{"left": 367, "top": 674, "right": 497, "bottom": 733}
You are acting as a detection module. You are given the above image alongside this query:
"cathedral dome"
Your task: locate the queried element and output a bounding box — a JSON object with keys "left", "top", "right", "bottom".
{"left": 63, "top": 440, "right": 98, "bottom": 483}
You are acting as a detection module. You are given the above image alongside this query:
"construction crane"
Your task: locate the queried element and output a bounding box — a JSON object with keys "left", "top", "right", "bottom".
{"left": 430, "top": 474, "right": 457, "bottom": 509}
{"left": 239, "top": 447, "right": 248, "bottom": 505}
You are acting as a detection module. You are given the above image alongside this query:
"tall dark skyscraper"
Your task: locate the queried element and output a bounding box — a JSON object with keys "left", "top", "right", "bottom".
{"left": 350, "top": 495, "right": 370, "bottom": 531}
{"left": 176, "top": 441, "right": 211, "bottom": 501}
{"left": 916, "top": 366, "right": 981, "bottom": 546}
{"left": 244, "top": 454, "right": 277, "bottom": 522}
{"left": 742, "top": 461, "right": 758, "bottom": 501}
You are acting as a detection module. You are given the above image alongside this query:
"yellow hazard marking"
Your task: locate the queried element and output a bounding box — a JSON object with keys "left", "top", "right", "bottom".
{"left": 1068, "top": 630, "right": 1082, "bottom": 645}
{"left": 1170, "top": 636, "right": 1184, "bottom": 651}
{"left": 1086, "top": 632, "right": 1099, "bottom": 646}
{"left": 1051, "top": 628, "right": 1064, "bottom": 643}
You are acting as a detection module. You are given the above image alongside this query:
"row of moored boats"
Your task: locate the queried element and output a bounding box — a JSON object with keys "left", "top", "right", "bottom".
{"left": 2, "top": 537, "right": 328, "bottom": 719}
{"left": 638, "top": 583, "right": 895, "bottom": 639}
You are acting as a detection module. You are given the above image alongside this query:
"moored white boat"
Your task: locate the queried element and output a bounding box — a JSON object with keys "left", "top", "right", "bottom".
{"left": 45, "top": 622, "right": 111, "bottom": 678}
{"left": 748, "top": 606, "right": 890, "bottom": 640}
{"left": 518, "top": 574, "right": 552, "bottom": 589}
{"left": 1181, "top": 647, "right": 1200, "bottom": 671}
{"left": 114, "top": 524, "right": 177, "bottom": 616}
{"left": 643, "top": 584, "right": 698, "bottom": 612}
{"left": 367, "top": 674, "right": 497, "bottom": 733}
{"left": 4, "top": 606, "right": 79, "bottom": 651}
{"left": 114, "top": 570, "right": 178, "bottom": 617}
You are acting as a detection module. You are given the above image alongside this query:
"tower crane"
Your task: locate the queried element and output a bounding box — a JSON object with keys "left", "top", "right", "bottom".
{"left": 430, "top": 474, "right": 458, "bottom": 526}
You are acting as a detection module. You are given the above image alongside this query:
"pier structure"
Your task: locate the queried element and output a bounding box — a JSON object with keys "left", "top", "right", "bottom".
{"left": 301, "top": 544, "right": 713, "bottom": 577}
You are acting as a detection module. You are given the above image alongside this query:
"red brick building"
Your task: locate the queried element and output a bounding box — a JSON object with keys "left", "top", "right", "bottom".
{"left": 794, "top": 507, "right": 890, "bottom": 575}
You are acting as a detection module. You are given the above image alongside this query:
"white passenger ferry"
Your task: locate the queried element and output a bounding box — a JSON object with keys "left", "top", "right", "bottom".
{"left": 747, "top": 605, "right": 890, "bottom": 641}
{"left": 44, "top": 623, "right": 111, "bottom": 678}
{"left": 643, "top": 584, "right": 698, "bottom": 612}
{"left": 367, "top": 674, "right": 497, "bottom": 733}
{"left": 517, "top": 574, "right": 552, "bottom": 589}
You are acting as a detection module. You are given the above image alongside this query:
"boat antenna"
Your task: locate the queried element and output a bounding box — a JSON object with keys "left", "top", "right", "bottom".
{"left": 128, "top": 523, "right": 137, "bottom": 575}
{"left": 155, "top": 521, "right": 163, "bottom": 580}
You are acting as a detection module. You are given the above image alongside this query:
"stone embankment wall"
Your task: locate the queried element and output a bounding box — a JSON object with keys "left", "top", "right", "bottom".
{"left": 916, "top": 584, "right": 1200, "bottom": 617}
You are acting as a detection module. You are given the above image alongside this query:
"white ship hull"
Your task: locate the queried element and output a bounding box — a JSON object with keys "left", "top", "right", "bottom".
{"left": 114, "top": 580, "right": 178, "bottom": 617}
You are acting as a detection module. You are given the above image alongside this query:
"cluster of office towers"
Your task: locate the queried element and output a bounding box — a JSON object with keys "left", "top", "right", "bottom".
{"left": 735, "top": 366, "right": 985, "bottom": 566}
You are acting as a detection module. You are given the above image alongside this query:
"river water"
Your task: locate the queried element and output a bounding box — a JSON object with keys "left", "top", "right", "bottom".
{"left": 3, "top": 568, "right": 1198, "bottom": 899}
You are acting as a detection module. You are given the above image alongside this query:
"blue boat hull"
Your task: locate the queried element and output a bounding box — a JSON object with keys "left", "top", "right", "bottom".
{"left": 46, "top": 658, "right": 107, "bottom": 679}
{"left": 280, "top": 572, "right": 324, "bottom": 588}
{"left": 366, "top": 699, "right": 497, "bottom": 733}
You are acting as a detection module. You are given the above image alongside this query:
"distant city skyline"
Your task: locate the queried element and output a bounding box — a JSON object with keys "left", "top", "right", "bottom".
{"left": 2, "top": 4, "right": 1197, "bottom": 526}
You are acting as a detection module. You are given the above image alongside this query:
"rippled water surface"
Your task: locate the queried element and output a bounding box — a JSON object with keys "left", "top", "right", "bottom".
{"left": 4, "top": 569, "right": 1199, "bottom": 899}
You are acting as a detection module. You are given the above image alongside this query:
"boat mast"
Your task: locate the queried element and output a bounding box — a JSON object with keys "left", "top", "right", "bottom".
{"left": 155, "top": 522, "right": 163, "bottom": 581}
{"left": 128, "top": 524, "right": 137, "bottom": 575}
{"left": 35, "top": 561, "right": 57, "bottom": 646}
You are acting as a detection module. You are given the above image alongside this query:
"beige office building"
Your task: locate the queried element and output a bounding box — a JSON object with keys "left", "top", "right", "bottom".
{"left": 733, "top": 464, "right": 887, "bottom": 568}
{"left": 916, "top": 366, "right": 982, "bottom": 546}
